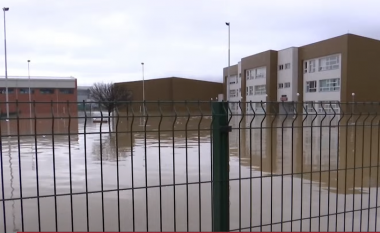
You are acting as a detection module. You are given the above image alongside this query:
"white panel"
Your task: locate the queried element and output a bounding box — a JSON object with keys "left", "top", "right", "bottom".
{"left": 277, "top": 47, "right": 299, "bottom": 102}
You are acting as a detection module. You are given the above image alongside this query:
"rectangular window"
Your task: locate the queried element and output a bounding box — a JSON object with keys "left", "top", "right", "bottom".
{"left": 285, "top": 63, "right": 291, "bottom": 69}
{"left": 284, "top": 82, "right": 291, "bottom": 88}
{"left": 229, "top": 89, "right": 236, "bottom": 97}
{"left": 278, "top": 83, "right": 283, "bottom": 89}
{"left": 319, "top": 78, "right": 340, "bottom": 92}
{"left": 254, "top": 85, "right": 266, "bottom": 95}
{"left": 308, "top": 60, "right": 316, "bottom": 73}
{"left": 60, "top": 88, "right": 74, "bottom": 94}
{"left": 306, "top": 81, "right": 317, "bottom": 92}
{"left": 249, "top": 86, "right": 253, "bottom": 96}
{"left": 279, "top": 65, "right": 284, "bottom": 70}
{"left": 319, "top": 55, "right": 340, "bottom": 71}
{"left": 19, "top": 88, "right": 34, "bottom": 94}
{"left": 256, "top": 67, "right": 266, "bottom": 79}
{"left": 40, "top": 88, "right": 55, "bottom": 94}
{"left": 246, "top": 70, "right": 250, "bottom": 80}
{"left": 304, "top": 61, "right": 308, "bottom": 73}
{"left": 0, "top": 88, "right": 14, "bottom": 94}
{"left": 229, "top": 75, "right": 237, "bottom": 84}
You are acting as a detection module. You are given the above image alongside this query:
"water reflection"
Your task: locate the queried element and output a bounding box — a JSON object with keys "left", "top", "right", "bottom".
{"left": 231, "top": 115, "right": 380, "bottom": 194}
{"left": 1, "top": 114, "right": 380, "bottom": 232}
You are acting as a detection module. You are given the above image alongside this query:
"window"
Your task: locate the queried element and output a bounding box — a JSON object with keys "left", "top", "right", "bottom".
{"left": 19, "top": 88, "right": 34, "bottom": 94}
{"left": 254, "top": 85, "right": 266, "bottom": 95}
{"left": 308, "top": 60, "right": 316, "bottom": 73}
{"left": 246, "top": 70, "right": 251, "bottom": 80}
{"left": 285, "top": 63, "right": 291, "bottom": 69}
{"left": 229, "top": 90, "right": 236, "bottom": 98}
{"left": 278, "top": 83, "right": 283, "bottom": 89}
{"left": 229, "top": 76, "right": 237, "bottom": 84}
{"left": 60, "top": 88, "right": 74, "bottom": 94}
{"left": 284, "top": 82, "right": 291, "bottom": 88}
{"left": 306, "top": 81, "right": 317, "bottom": 92}
{"left": 229, "top": 90, "right": 236, "bottom": 97}
{"left": 319, "top": 78, "right": 340, "bottom": 92}
{"left": 0, "top": 88, "right": 14, "bottom": 94}
{"left": 319, "top": 55, "right": 340, "bottom": 71}
{"left": 256, "top": 67, "right": 266, "bottom": 79}
{"left": 304, "top": 60, "right": 316, "bottom": 73}
{"left": 279, "top": 65, "right": 284, "bottom": 70}
{"left": 304, "top": 62, "right": 308, "bottom": 73}
{"left": 249, "top": 86, "right": 253, "bottom": 96}
{"left": 40, "top": 88, "right": 55, "bottom": 94}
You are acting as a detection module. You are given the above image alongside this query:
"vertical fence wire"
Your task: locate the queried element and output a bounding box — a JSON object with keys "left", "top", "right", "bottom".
{"left": 368, "top": 104, "right": 377, "bottom": 231}
{"left": 2, "top": 101, "right": 380, "bottom": 232}
{"left": 130, "top": 105, "right": 136, "bottom": 232}
{"left": 158, "top": 102, "right": 163, "bottom": 232}
{"left": 83, "top": 101, "right": 89, "bottom": 232}
{"left": 99, "top": 106, "right": 105, "bottom": 232}
{"left": 15, "top": 101, "right": 24, "bottom": 232}
{"left": 33, "top": 101, "right": 41, "bottom": 232}
{"left": 115, "top": 104, "right": 121, "bottom": 232}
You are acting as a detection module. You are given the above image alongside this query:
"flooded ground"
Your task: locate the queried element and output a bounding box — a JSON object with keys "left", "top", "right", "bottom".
{"left": 0, "top": 113, "right": 380, "bottom": 232}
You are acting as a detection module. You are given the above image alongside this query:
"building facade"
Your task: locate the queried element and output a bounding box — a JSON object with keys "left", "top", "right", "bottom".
{"left": 116, "top": 77, "right": 223, "bottom": 112}
{"left": 223, "top": 34, "right": 380, "bottom": 114}
{"left": 0, "top": 76, "right": 78, "bottom": 117}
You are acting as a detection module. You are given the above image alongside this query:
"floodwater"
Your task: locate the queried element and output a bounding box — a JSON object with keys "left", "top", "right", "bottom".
{"left": 0, "top": 112, "right": 380, "bottom": 232}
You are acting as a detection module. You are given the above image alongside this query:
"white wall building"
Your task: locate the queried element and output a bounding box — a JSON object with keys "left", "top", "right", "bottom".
{"left": 245, "top": 66, "right": 267, "bottom": 113}
{"left": 277, "top": 47, "right": 299, "bottom": 114}
{"left": 303, "top": 54, "right": 341, "bottom": 113}
{"left": 227, "top": 62, "right": 242, "bottom": 112}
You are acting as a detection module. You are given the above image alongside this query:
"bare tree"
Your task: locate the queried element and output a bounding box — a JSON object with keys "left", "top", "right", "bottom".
{"left": 89, "top": 82, "right": 132, "bottom": 119}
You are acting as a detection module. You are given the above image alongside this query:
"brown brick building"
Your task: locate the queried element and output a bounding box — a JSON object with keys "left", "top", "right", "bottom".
{"left": 223, "top": 33, "right": 380, "bottom": 114}
{"left": 115, "top": 77, "right": 223, "bottom": 112}
{"left": 0, "top": 76, "right": 78, "bottom": 118}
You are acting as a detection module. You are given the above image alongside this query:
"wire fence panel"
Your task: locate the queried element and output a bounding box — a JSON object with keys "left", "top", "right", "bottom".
{"left": 0, "top": 100, "right": 379, "bottom": 232}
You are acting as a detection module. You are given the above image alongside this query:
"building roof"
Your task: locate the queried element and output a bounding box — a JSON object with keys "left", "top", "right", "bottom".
{"left": 0, "top": 76, "right": 76, "bottom": 80}
{"left": 116, "top": 76, "right": 222, "bottom": 85}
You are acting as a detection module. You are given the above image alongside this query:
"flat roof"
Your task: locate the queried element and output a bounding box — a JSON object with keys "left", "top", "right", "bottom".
{"left": 0, "top": 76, "right": 76, "bottom": 80}
{"left": 116, "top": 76, "right": 222, "bottom": 84}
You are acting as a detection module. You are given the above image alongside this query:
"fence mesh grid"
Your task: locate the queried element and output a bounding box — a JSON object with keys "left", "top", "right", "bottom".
{"left": 0, "top": 100, "right": 379, "bottom": 232}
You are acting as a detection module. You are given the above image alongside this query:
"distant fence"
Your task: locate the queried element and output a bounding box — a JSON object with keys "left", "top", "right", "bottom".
{"left": 0, "top": 101, "right": 379, "bottom": 232}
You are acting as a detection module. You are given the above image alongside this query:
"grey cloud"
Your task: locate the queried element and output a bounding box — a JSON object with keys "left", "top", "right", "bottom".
{"left": 1, "top": 0, "right": 380, "bottom": 87}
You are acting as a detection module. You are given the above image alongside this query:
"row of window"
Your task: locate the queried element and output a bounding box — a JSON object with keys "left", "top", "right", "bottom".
{"left": 247, "top": 85, "right": 266, "bottom": 96}
{"left": 229, "top": 85, "right": 267, "bottom": 97}
{"left": 228, "top": 75, "right": 239, "bottom": 84}
{"left": 246, "top": 67, "right": 266, "bottom": 80}
{"left": 304, "top": 55, "right": 340, "bottom": 74}
{"left": 279, "top": 63, "right": 291, "bottom": 70}
{"left": 278, "top": 82, "right": 291, "bottom": 89}
{"left": 0, "top": 88, "right": 75, "bottom": 95}
{"left": 306, "top": 78, "right": 340, "bottom": 93}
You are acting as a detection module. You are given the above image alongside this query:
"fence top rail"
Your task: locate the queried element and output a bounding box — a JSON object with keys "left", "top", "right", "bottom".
{"left": 0, "top": 100, "right": 378, "bottom": 104}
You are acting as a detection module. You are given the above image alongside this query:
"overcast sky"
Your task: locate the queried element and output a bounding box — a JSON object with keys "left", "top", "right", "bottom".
{"left": 0, "top": 0, "right": 380, "bottom": 86}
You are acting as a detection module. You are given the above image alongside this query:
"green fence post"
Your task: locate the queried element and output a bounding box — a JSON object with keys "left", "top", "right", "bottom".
{"left": 212, "top": 101, "right": 230, "bottom": 232}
